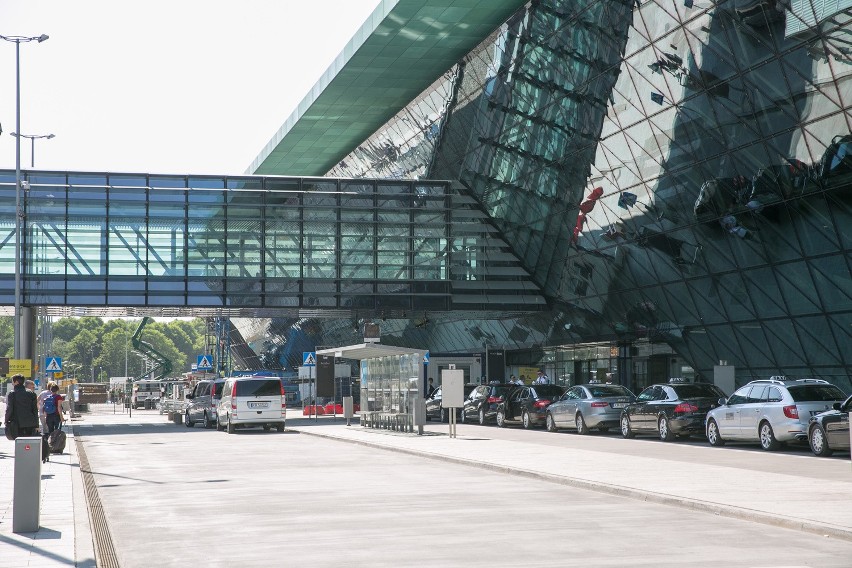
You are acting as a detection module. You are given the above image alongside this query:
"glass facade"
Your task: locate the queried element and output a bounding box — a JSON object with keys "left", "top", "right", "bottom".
{"left": 271, "top": 0, "right": 852, "bottom": 391}
{"left": 0, "top": 171, "right": 545, "bottom": 317}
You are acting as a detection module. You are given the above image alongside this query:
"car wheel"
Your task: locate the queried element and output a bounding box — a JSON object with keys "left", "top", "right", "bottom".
{"left": 759, "top": 421, "right": 781, "bottom": 451}
{"left": 707, "top": 419, "right": 725, "bottom": 447}
{"left": 277, "top": 423, "right": 286, "bottom": 432}
{"left": 227, "top": 416, "right": 235, "bottom": 435}
{"left": 496, "top": 410, "right": 506, "bottom": 428}
{"left": 522, "top": 411, "right": 532, "bottom": 429}
{"left": 440, "top": 408, "right": 447, "bottom": 423}
{"left": 479, "top": 408, "right": 487, "bottom": 426}
{"left": 185, "top": 411, "right": 194, "bottom": 428}
{"left": 575, "top": 413, "right": 588, "bottom": 435}
{"left": 202, "top": 413, "right": 211, "bottom": 429}
{"left": 263, "top": 424, "right": 272, "bottom": 431}
{"left": 620, "top": 414, "right": 635, "bottom": 438}
{"left": 809, "top": 424, "right": 832, "bottom": 457}
{"left": 546, "top": 413, "right": 558, "bottom": 433}
{"left": 658, "top": 416, "right": 675, "bottom": 441}
{"left": 216, "top": 417, "right": 225, "bottom": 432}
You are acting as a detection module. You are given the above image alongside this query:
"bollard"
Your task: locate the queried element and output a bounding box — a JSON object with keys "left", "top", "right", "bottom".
{"left": 343, "top": 396, "right": 354, "bottom": 426}
{"left": 13, "top": 436, "right": 42, "bottom": 533}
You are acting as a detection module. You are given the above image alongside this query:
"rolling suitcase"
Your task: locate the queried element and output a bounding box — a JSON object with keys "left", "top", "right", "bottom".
{"left": 48, "top": 424, "right": 67, "bottom": 454}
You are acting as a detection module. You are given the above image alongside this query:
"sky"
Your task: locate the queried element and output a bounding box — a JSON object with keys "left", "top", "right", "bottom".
{"left": 0, "top": 0, "right": 383, "bottom": 176}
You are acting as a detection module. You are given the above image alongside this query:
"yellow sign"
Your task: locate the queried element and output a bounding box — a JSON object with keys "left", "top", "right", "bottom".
{"left": 9, "top": 359, "right": 33, "bottom": 378}
{"left": 53, "top": 371, "right": 64, "bottom": 379}
{"left": 519, "top": 367, "right": 539, "bottom": 384}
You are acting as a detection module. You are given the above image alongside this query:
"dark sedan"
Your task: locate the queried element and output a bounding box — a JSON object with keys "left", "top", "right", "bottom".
{"left": 620, "top": 381, "right": 726, "bottom": 441}
{"left": 425, "top": 383, "right": 478, "bottom": 422}
{"left": 808, "top": 394, "right": 851, "bottom": 457}
{"left": 461, "top": 383, "right": 516, "bottom": 425}
{"left": 495, "top": 384, "right": 565, "bottom": 429}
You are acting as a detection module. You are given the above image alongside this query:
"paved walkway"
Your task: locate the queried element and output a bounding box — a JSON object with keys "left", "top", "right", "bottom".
{"left": 2, "top": 405, "right": 851, "bottom": 567}
{"left": 0, "top": 400, "right": 95, "bottom": 568}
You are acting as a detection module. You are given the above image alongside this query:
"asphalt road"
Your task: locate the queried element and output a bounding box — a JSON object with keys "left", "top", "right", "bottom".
{"left": 76, "top": 414, "right": 852, "bottom": 568}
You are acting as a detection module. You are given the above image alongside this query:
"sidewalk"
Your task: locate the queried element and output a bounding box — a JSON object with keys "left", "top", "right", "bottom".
{"left": 1, "top": 401, "right": 95, "bottom": 568}
{"left": 287, "top": 418, "right": 852, "bottom": 542}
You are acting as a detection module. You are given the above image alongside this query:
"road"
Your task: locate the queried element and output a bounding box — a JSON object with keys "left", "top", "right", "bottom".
{"left": 72, "top": 408, "right": 852, "bottom": 567}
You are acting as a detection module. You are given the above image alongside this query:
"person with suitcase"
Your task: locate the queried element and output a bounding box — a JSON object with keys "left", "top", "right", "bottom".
{"left": 42, "top": 384, "right": 67, "bottom": 460}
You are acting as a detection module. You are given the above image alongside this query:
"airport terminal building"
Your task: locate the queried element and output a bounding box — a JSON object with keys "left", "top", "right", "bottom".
{"left": 241, "top": 0, "right": 852, "bottom": 392}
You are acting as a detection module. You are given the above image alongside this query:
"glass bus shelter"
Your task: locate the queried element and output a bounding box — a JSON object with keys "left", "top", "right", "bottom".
{"left": 316, "top": 343, "right": 426, "bottom": 434}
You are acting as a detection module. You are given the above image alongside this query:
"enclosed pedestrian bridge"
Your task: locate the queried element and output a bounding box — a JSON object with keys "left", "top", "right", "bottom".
{"left": 0, "top": 170, "right": 547, "bottom": 318}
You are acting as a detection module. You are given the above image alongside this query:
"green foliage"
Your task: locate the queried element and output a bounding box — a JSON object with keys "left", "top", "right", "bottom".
{"left": 0, "top": 316, "right": 209, "bottom": 380}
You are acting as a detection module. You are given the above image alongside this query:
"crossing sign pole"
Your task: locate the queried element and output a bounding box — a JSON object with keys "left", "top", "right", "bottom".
{"left": 303, "top": 352, "right": 317, "bottom": 422}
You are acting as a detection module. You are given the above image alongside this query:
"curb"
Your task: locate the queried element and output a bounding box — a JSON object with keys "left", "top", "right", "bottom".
{"left": 68, "top": 428, "right": 98, "bottom": 568}
{"left": 293, "top": 427, "right": 852, "bottom": 543}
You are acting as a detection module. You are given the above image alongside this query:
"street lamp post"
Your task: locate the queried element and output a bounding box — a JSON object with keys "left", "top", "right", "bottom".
{"left": 1, "top": 33, "right": 49, "bottom": 360}
{"left": 10, "top": 132, "right": 55, "bottom": 167}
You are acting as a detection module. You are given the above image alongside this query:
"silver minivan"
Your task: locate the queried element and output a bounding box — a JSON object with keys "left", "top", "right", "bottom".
{"left": 185, "top": 378, "right": 225, "bottom": 429}
{"left": 216, "top": 377, "right": 286, "bottom": 434}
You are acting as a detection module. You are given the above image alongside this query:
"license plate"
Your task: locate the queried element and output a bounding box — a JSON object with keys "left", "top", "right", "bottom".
{"left": 249, "top": 402, "right": 269, "bottom": 409}
{"left": 611, "top": 403, "right": 625, "bottom": 409}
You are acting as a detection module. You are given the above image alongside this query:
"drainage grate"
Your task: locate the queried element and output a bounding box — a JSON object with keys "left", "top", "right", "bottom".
{"left": 75, "top": 436, "right": 121, "bottom": 568}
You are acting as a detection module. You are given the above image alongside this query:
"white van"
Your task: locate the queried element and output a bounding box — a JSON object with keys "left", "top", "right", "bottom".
{"left": 216, "top": 376, "right": 286, "bottom": 434}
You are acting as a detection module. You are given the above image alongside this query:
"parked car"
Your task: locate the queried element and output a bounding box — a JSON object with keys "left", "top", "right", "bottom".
{"left": 461, "top": 383, "right": 515, "bottom": 425}
{"left": 547, "top": 383, "right": 635, "bottom": 434}
{"left": 496, "top": 384, "right": 565, "bottom": 429}
{"left": 185, "top": 378, "right": 225, "bottom": 429}
{"left": 705, "top": 377, "right": 846, "bottom": 450}
{"left": 621, "top": 380, "right": 726, "bottom": 441}
{"left": 425, "top": 383, "right": 477, "bottom": 422}
{"left": 809, "top": 394, "right": 852, "bottom": 457}
{"left": 216, "top": 376, "right": 286, "bottom": 434}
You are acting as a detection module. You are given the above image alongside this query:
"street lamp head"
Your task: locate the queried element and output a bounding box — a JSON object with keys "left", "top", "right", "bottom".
{"left": 37, "top": 34, "right": 49, "bottom": 43}
{"left": 46, "top": 133, "right": 55, "bottom": 139}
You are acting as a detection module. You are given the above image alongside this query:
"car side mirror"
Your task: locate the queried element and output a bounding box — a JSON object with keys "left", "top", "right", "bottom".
{"left": 186, "top": 394, "right": 194, "bottom": 400}
{"left": 833, "top": 402, "right": 841, "bottom": 411}
{"left": 717, "top": 397, "right": 727, "bottom": 406}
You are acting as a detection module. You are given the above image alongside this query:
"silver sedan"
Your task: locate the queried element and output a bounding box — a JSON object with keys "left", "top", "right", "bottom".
{"left": 546, "top": 383, "right": 635, "bottom": 434}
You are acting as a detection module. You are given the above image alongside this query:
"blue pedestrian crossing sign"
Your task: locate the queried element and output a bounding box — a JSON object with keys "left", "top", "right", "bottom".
{"left": 303, "top": 352, "right": 317, "bottom": 367}
{"left": 196, "top": 355, "right": 213, "bottom": 370}
{"left": 423, "top": 351, "right": 430, "bottom": 364}
{"left": 45, "top": 357, "right": 62, "bottom": 372}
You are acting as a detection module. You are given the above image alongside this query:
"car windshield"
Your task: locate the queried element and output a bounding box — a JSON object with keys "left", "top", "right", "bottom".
{"left": 788, "top": 385, "right": 846, "bottom": 402}
{"left": 532, "top": 385, "right": 564, "bottom": 398}
{"left": 673, "top": 383, "right": 724, "bottom": 399}
{"left": 588, "top": 385, "right": 633, "bottom": 397}
{"left": 235, "top": 379, "right": 281, "bottom": 397}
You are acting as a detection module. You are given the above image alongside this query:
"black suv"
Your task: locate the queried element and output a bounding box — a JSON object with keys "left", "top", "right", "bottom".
{"left": 461, "top": 383, "right": 515, "bottom": 425}
{"left": 621, "top": 380, "right": 726, "bottom": 441}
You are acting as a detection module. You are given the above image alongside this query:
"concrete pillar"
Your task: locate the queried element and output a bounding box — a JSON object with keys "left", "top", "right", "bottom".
{"left": 20, "top": 306, "right": 36, "bottom": 364}
{"left": 713, "top": 363, "right": 736, "bottom": 395}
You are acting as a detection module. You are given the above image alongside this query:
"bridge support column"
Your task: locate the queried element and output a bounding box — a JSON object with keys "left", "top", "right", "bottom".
{"left": 20, "top": 306, "right": 36, "bottom": 366}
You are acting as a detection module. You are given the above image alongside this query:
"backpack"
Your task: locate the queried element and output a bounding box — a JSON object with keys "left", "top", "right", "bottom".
{"left": 43, "top": 394, "right": 57, "bottom": 415}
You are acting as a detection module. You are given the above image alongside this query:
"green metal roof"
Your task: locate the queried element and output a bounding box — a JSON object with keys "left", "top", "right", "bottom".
{"left": 250, "top": 0, "right": 527, "bottom": 176}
